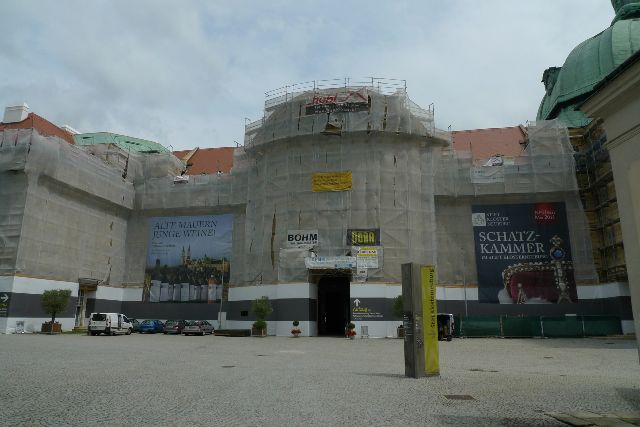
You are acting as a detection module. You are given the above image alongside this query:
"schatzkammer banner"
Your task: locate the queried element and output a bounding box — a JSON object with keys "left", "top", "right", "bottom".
{"left": 144, "top": 214, "right": 233, "bottom": 303}
{"left": 471, "top": 203, "right": 577, "bottom": 304}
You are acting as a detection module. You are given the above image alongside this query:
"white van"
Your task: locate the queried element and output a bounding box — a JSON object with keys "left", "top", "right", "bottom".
{"left": 88, "top": 313, "right": 133, "bottom": 336}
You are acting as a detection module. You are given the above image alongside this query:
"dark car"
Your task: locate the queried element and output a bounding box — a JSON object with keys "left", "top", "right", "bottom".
{"left": 182, "top": 320, "right": 215, "bottom": 336}
{"left": 130, "top": 318, "right": 142, "bottom": 333}
{"left": 163, "top": 319, "right": 186, "bottom": 335}
{"left": 139, "top": 319, "right": 165, "bottom": 334}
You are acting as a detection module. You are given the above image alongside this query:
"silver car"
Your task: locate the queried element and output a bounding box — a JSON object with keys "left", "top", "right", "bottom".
{"left": 182, "top": 320, "right": 215, "bottom": 336}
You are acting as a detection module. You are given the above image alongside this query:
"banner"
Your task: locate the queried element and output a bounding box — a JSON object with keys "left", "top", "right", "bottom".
{"left": 305, "top": 88, "right": 369, "bottom": 115}
{"left": 421, "top": 265, "right": 439, "bottom": 376}
{"left": 312, "top": 172, "right": 352, "bottom": 192}
{"left": 346, "top": 228, "right": 380, "bottom": 246}
{"left": 0, "top": 292, "right": 10, "bottom": 317}
{"left": 304, "top": 256, "right": 356, "bottom": 269}
{"left": 286, "top": 230, "right": 318, "bottom": 248}
{"left": 354, "top": 246, "right": 379, "bottom": 268}
{"left": 144, "top": 214, "right": 233, "bottom": 303}
{"left": 471, "top": 203, "right": 577, "bottom": 304}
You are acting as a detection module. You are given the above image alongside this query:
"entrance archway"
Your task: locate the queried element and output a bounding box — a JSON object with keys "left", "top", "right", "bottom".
{"left": 317, "top": 275, "right": 350, "bottom": 336}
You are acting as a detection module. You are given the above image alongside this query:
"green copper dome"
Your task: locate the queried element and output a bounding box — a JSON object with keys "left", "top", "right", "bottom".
{"left": 537, "top": 1, "right": 640, "bottom": 127}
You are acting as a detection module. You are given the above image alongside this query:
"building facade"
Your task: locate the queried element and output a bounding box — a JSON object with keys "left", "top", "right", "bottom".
{"left": 1, "top": 78, "right": 631, "bottom": 336}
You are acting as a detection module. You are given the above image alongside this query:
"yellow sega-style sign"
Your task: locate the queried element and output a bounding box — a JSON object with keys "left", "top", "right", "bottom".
{"left": 312, "top": 171, "right": 352, "bottom": 192}
{"left": 421, "top": 265, "right": 440, "bottom": 376}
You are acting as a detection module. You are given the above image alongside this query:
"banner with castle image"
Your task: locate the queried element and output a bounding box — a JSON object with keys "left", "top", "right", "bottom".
{"left": 471, "top": 203, "right": 578, "bottom": 304}
{"left": 144, "top": 214, "right": 233, "bottom": 303}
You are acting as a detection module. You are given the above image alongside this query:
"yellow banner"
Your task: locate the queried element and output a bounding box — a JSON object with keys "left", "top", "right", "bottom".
{"left": 312, "top": 172, "right": 352, "bottom": 192}
{"left": 421, "top": 265, "right": 439, "bottom": 376}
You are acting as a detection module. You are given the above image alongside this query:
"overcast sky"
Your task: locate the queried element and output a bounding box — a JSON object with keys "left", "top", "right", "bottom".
{"left": 0, "top": 1, "right": 614, "bottom": 151}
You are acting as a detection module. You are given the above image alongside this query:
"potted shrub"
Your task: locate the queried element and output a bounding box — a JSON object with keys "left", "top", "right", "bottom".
{"left": 41, "top": 289, "right": 71, "bottom": 334}
{"left": 251, "top": 296, "right": 272, "bottom": 337}
{"left": 392, "top": 295, "right": 405, "bottom": 338}
{"left": 346, "top": 322, "right": 357, "bottom": 339}
{"left": 252, "top": 320, "right": 267, "bottom": 337}
{"left": 291, "top": 320, "right": 301, "bottom": 337}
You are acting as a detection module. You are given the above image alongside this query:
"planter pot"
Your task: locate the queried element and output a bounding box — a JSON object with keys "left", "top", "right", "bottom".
{"left": 41, "top": 322, "right": 62, "bottom": 334}
{"left": 397, "top": 326, "right": 405, "bottom": 338}
{"left": 251, "top": 327, "right": 266, "bottom": 337}
{"left": 291, "top": 331, "right": 301, "bottom": 337}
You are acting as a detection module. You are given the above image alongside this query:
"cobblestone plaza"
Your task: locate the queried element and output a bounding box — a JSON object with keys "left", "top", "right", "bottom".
{"left": 1, "top": 335, "right": 638, "bottom": 426}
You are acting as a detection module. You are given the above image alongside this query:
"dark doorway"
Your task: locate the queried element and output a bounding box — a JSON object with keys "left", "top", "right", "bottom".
{"left": 317, "top": 275, "right": 350, "bottom": 336}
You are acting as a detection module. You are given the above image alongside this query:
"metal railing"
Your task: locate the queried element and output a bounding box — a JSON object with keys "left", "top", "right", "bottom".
{"left": 263, "top": 77, "right": 407, "bottom": 110}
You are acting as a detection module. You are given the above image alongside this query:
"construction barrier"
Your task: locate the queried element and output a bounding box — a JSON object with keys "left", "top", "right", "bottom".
{"left": 581, "top": 315, "right": 622, "bottom": 336}
{"left": 455, "top": 315, "right": 622, "bottom": 338}
{"left": 502, "top": 316, "right": 542, "bottom": 337}
{"left": 460, "top": 316, "right": 502, "bottom": 337}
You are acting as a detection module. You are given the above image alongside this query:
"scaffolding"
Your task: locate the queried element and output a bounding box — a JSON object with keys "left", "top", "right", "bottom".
{"left": 234, "top": 80, "right": 595, "bottom": 290}
{"left": 0, "top": 80, "right": 598, "bottom": 297}
{"left": 573, "top": 120, "right": 627, "bottom": 283}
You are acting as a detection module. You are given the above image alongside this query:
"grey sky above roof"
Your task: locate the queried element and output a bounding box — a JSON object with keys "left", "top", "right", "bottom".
{"left": 0, "top": 1, "right": 613, "bottom": 151}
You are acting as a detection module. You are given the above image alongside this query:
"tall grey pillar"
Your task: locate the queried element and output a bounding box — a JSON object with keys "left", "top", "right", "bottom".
{"left": 402, "top": 263, "right": 425, "bottom": 378}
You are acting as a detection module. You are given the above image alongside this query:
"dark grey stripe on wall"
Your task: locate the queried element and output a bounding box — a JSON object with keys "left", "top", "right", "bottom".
{"left": 122, "top": 301, "right": 222, "bottom": 320}
{"left": 89, "top": 299, "right": 124, "bottom": 315}
{"left": 119, "top": 297, "right": 632, "bottom": 322}
{"left": 225, "top": 299, "right": 316, "bottom": 322}
{"left": 436, "top": 297, "right": 634, "bottom": 320}
{"left": 9, "top": 293, "right": 626, "bottom": 322}
{"left": 7, "top": 293, "right": 77, "bottom": 318}
{"left": 117, "top": 299, "right": 317, "bottom": 322}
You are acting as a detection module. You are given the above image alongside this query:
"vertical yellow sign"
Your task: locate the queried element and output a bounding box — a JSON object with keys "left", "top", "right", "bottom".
{"left": 421, "top": 265, "right": 439, "bottom": 376}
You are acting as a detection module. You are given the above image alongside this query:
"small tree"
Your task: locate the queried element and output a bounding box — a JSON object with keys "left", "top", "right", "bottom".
{"left": 251, "top": 296, "right": 273, "bottom": 331}
{"left": 392, "top": 295, "right": 405, "bottom": 338}
{"left": 392, "top": 295, "right": 403, "bottom": 320}
{"left": 41, "top": 289, "right": 72, "bottom": 325}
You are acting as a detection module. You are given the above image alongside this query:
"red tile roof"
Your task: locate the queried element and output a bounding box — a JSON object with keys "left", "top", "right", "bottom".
{"left": 173, "top": 147, "right": 235, "bottom": 175}
{"left": 452, "top": 126, "right": 526, "bottom": 160}
{"left": 0, "top": 113, "right": 75, "bottom": 145}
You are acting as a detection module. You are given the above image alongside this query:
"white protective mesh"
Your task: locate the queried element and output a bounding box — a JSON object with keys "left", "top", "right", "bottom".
{"left": 0, "top": 86, "right": 597, "bottom": 291}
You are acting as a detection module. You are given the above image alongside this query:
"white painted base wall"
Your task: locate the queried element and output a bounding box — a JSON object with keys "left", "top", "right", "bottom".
{"left": 0, "top": 276, "right": 78, "bottom": 295}
{"left": 621, "top": 320, "right": 636, "bottom": 335}
{"left": 228, "top": 282, "right": 405, "bottom": 337}
{"left": 0, "top": 276, "right": 79, "bottom": 334}
{"left": 0, "top": 316, "right": 76, "bottom": 334}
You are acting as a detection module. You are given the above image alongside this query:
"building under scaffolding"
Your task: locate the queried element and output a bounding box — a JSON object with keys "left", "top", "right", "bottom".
{"left": 0, "top": 77, "right": 631, "bottom": 337}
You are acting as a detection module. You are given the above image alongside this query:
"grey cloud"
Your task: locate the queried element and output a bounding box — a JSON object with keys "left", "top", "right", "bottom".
{"left": 0, "top": 1, "right": 614, "bottom": 150}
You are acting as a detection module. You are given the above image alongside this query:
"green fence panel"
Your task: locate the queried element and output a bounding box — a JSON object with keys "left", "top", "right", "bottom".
{"left": 581, "top": 316, "right": 621, "bottom": 336}
{"left": 501, "top": 316, "right": 542, "bottom": 337}
{"left": 461, "top": 316, "right": 501, "bottom": 337}
{"left": 453, "top": 315, "right": 461, "bottom": 337}
{"left": 541, "top": 316, "right": 582, "bottom": 338}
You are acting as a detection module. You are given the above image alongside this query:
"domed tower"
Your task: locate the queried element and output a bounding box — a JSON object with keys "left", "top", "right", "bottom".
{"left": 537, "top": 1, "right": 639, "bottom": 295}
{"left": 537, "top": 0, "right": 640, "bottom": 127}
{"left": 233, "top": 78, "right": 450, "bottom": 336}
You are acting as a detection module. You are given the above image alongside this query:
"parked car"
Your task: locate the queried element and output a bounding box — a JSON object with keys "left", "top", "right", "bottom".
{"left": 130, "top": 318, "right": 142, "bottom": 333}
{"left": 139, "top": 319, "right": 165, "bottom": 334}
{"left": 163, "top": 319, "right": 186, "bottom": 335}
{"left": 88, "top": 313, "right": 133, "bottom": 336}
{"left": 182, "top": 320, "right": 215, "bottom": 336}
{"left": 437, "top": 313, "right": 454, "bottom": 341}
